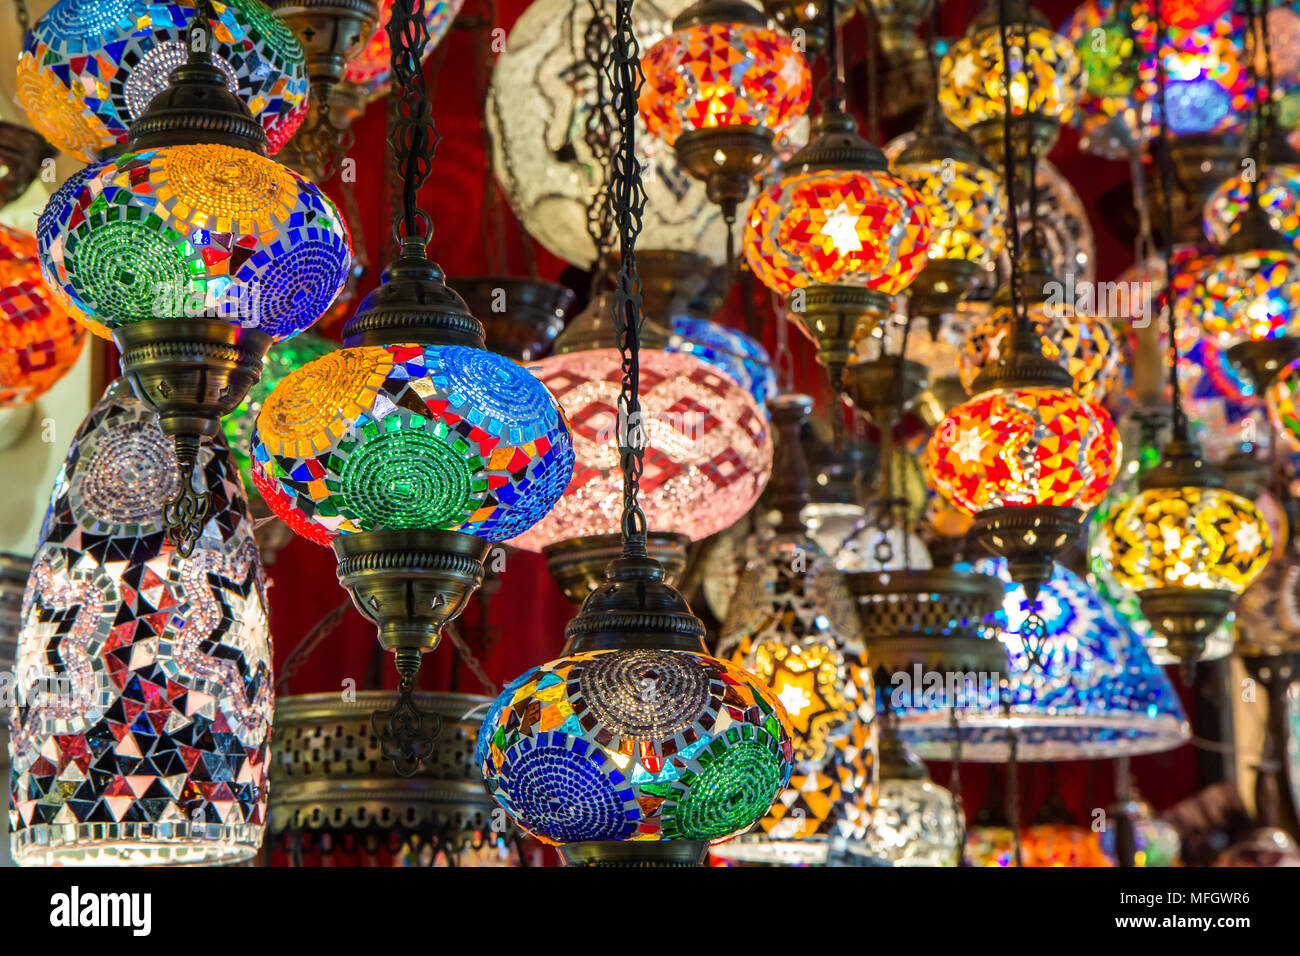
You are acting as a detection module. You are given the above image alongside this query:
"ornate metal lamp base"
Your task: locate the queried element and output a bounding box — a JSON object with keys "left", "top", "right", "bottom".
{"left": 1137, "top": 587, "right": 1235, "bottom": 679}
{"left": 846, "top": 568, "right": 1007, "bottom": 677}
{"left": 673, "top": 125, "right": 776, "bottom": 213}
{"left": 792, "top": 285, "right": 893, "bottom": 395}
{"left": 447, "top": 277, "right": 575, "bottom": 360}
{"left": 114, "top": 318, "right": 272, "bottom": 556}
{"left": 971, "top": 504, "right": 1083, "bottom": 604}
{"left": 268, "top": 0, "right": 381, "bottom": 89}
{"left": 543, "top": 532, "right": 690, "bottom": 605}
{"left": 970, "top": 113, "right": 1059, "bottom": 201}
{"left": 633, "top": 250, "right": 717, "bottom": 328}
{"left": 332, "top": 529, "right": 491, "bottom": 775}
{"left": 906, "top": 258, "right": 980, "bottom": 318}
{"left": 1227, "top": 337, "right": 1300, "bottom": 393}
{"left": 560, "top": 840, "right": 709, "bottom": 866}
{"left": 870, "top": 4, "right": 931, "bottom": 53}
{"left": 0, "top": 121, "right": 54, "bottom": 207}
{"left": 848, "top": 355, "right": 929, "bottom": 424}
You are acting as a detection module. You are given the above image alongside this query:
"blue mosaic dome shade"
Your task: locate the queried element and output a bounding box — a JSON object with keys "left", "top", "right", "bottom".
{"left": 667, "top": 316, "right": 778, "bottom": 414}
{"left": 476, "top": 649, "right": 795, "bottom": 846}
{"left": 890, "top": 559, "right": 1190, "bottom": 762}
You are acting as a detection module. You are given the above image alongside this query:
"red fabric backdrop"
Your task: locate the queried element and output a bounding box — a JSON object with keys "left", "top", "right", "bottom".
{"left": 257, "top": 0, "right": 1200, "bottom": 828}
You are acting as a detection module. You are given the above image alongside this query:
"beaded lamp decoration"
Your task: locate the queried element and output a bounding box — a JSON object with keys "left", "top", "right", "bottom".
{"left": 17, "top": 0, "right": 309, "bottom": 163}
{"left": 710, "top": 395, "right": 876, "bottom": 866}
{"left": 252, "top": 0, "right": 572, "bottom": 776}
{"left": 938, "top": 0, "right": 1085, "bottom": 187}
{"left": 927, "top": 0, "right": 1120, "bottom": 631}
{"left": 36, "top": 2, "right": 353, "bottom": 557}
{"left": 9, "top": 380, "right": 272, "bottom": 865}
{"left": 743, "top": 0, "right": 931, "bottom": 412}
{"left": 479, "top": 0, "right": 793, "bottom": 867}
{"left": 0, "top": 223, "right": 85, "bottom": 410}
{"left": 640, "top": 0, "right": 811, "bottom": 232}
{"left": 487, "top": 0, "right": 748, "bottom": 270}
{"left": 890, "top": 559, "right": 1190, "bottom": 762}
{"left": 344, "top": 0, "right": 464, "bottom": 102}
{"left": 1097, "top": 0, "right": 1276, "bottom": 669}
{"left": 666, "top": 315, "right": 778, "bottom": 413}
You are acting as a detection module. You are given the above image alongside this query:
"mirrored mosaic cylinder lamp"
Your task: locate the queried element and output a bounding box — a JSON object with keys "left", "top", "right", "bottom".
{"left": 9, "top": 380, "right": 272, "bottom": 866}
{"left": 35, "top": 2, "right": 354, "bottom": 557}
{"left": 711, "top": 394, "right": 877, "bottom": 866}
{"left": 855, "top": 721, "right": 961, "bottom": 866}
{"left": 17, "top": 0, "right": 309, "bottom": 163}
{"left": 250, "top": 0, "right": 574, "bottom": 776}
{"left": 270, "top": 691, "right": 524, "bottom": 866}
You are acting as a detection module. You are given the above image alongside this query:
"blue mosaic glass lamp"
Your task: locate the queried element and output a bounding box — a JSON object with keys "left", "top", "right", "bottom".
{"left": 250, "top": 0, "right": 573, "bottom": 778}
{"left": 891, "top": 558, "right": 1191, "bottom": 761}
{"left": 35, "top": 0, "right": 353, "bottom": 558}
{"left": 667, "top": 315, "right": 778, "bottom": 414}
{"left": 477, "top": 0, "right": 794, "bottom": 867}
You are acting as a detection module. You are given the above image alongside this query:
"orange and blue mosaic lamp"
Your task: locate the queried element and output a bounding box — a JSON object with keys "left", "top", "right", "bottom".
{"left": 0, "top": 223, "right": 85, "bottom": 410}
{"left": 17, "top": 0, "right": 308, "bottom": 163}
{"left": 477, "top": 648, "right": 794, "bottom": 849}
{"left": 37, "top": 143, "right": 353, "bottom": 341}
{"left": 251, "top": 343, "right": 574, "bottom": 543}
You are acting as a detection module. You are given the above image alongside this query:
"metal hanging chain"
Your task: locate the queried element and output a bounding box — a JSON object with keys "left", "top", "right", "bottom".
{"left": 1153, "top": 0, "right": 1186, "bottom": 439}
{"left": 389, "top": 0, "right": 438, "bottom": 247}
{"left": 996, "top": 0, "right": 1027, "bottom": 335}
{"left": 949, "top": 707, "right": 968, "bottom": 866}
{"left": 274, "top": 598, "right": 354, "bottom": 690}
{"left": 583, "top": 0, "right": 617, "bottom": 290}
{"left": 823, "top": 0, "right": 845, "bottom": 114}
{"left": 864, "top": 2, "right": 879, "bottom": 143}
{"left": 607, "top": 0, "right": 650, "bottom": 552}
{"left": 442, "top": 621, "right": 500, "bottom": 694}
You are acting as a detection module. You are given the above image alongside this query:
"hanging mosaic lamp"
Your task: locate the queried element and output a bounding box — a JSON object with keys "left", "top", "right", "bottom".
{"left": 887, "top": 107, "right": 1005, "bottom": 319}
{"left": 504, "top": 293, "right": 772, "bottom": 603}
{"left": 17, "top": 0, "right": 309, "bottom": 163}
{"left": 480, "top": 2, "right": 793, "bottom": 867}
{"left": 939, "top": 0, "right": 1085, "bottom": 188}
{"left": 0, "top": 223, "right": 85, "bottom": 411}
{"left": 488, "top": 0, "right": 750, "bottom": 270}
{"left": 855, "top": 721, "right": 961, "bottom": 866}
{"left": 666, "top": 315, "right": 779, "bottom": 414}
{"left": 269, "top": 691, "right": 526, "bottom": 866}
{"left": 710, "top": 394, "right": 876, "bottom": 866}
{"left": 36, "top": 2, "right": 354, "bottom": 557}
{"left": 958, "top": 249, "right": 1122, "bottom": 404}
{"left": 888, "top": 559, "right": 1189, "bottom": 761}
{"left": 9, "top": 380, "right": 272, "bottom": 865}
{"left": 743, "top": 34, "right": 932, "bottom": 400}
{"left": 1100, "top": 794, "right": 1182, "bottom": 866}
{"left": 640, "top": 0, "right": 811, "bottom": 222}
{"left": 251, "top": 0, "right": 573, "bottom": 775}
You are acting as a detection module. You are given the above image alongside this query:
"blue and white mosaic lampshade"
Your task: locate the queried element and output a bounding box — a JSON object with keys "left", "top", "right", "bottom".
{"left": 891, "top": 559, "right": 1190, "bottom": 762}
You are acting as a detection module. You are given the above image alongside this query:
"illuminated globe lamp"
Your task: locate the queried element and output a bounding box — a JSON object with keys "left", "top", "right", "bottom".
{"left": 0, "top": 223, "right": 85, "bottom": 413}
{"left": 10, "top": 380, "right": 272, "bottom": 865}
{"left": 505, "top": 294, "right": 772, "bottom": 604}
{"left": 17, "top": 0, "right": 309, "bottom": 163}
{"left": 666, "top": 314, "right": 779, "bottom": 413}
{"left": 887, "top": 108, "right": 1005, "bottom": 318}
{"left": 639, "top": 0, "right": 811, "bottom": 223}
{"left": 958, "top": 249, "right": 1122, "bottom": 404}
{"left": 36, "top": 10, "right": 354, "bottom": 557}
{"left": 855, "top": 722, "right": 961, "bottom": 867}
{"left": 938, "top": 0, "right": 1085, "bottom": 190}
{"left": 710, "top": 394, "right": 876, "bottom": 866}
{"left": 927, "top": 289, "right": 1122, "bottom": 611}
{"left": 1100, "top": 795, "right": 1182, "bottom": 866}
{"left": 744, "top": 108, "right": 933, "bottom": 400}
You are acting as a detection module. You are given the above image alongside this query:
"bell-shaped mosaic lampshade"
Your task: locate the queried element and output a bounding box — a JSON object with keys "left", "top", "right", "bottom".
{"left": 8, "top": 379, "right": 272, "bottom": 865}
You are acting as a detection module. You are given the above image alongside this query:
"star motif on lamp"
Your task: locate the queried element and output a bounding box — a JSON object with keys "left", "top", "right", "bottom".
{"left": 819, "top": 201, "right": 864, "bottom": 253}
{"left": 953, "top": 427, "right": 987, "bottom": 464}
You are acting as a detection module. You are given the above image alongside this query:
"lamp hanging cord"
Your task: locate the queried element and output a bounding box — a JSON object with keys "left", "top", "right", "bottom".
{"left": 388, "top": 0, "right": 437, "bottom": 247}
{"left": 1153, "top": 0, "right": 1185, "bottom": 439}
{"left": 824, "top": 0, "right": 844, "bottom": 114}
{"left": 583, "top": 0, "right": 617, "bottom": 293}
{"left": 607, "top": 0, "right": 649, "bottom": 553}
{"left": 995, "top": 0, "right": 1026, "bottom": 338}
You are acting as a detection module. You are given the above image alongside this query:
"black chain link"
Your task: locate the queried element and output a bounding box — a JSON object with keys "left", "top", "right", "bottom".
{"left": 607, "top": 0, "right": 649, "bottom": 551}
{"left": 389, "top": 0, "right": 439, "bottom": 245}
{"left": 583, "top": 0, "right": 617, "bottom": 288}
{"left": 996, "top": 0, "right": 1028, "bottom": 333}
